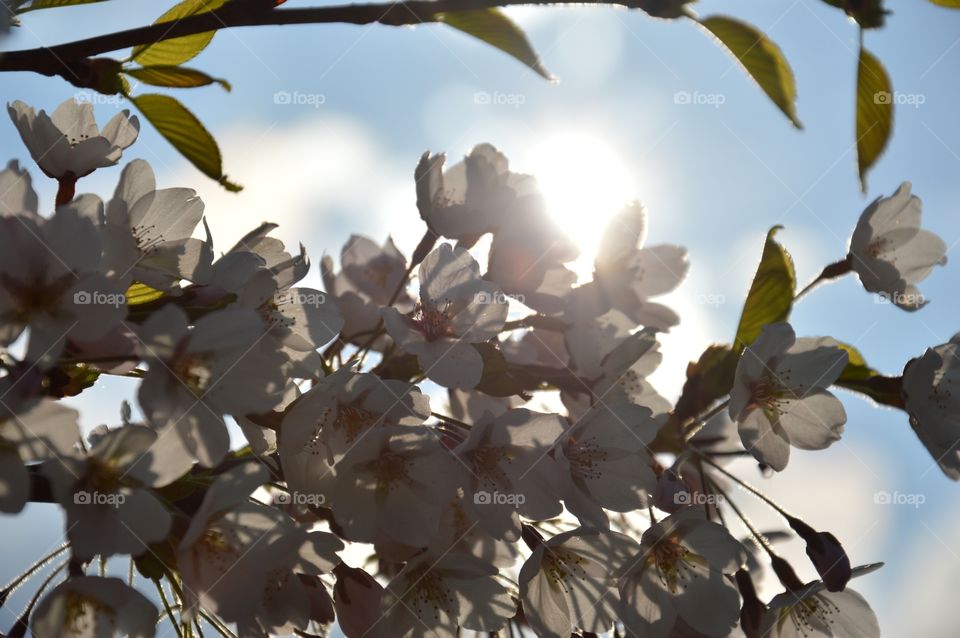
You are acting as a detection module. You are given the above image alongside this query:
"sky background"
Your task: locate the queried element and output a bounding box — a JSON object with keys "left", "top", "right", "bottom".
{"left": 2, "top": 0, "right": 960, "bottom": 635}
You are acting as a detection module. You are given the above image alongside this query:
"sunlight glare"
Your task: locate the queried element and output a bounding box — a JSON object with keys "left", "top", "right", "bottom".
{"left": 526, "top": 132, "right": 636, "bottom": 276}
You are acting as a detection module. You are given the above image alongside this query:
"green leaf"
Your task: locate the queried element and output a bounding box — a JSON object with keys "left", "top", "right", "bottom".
{"left": 699, "top": 15, "right": 801, "bottom": 128}
{"left": 673, "top": 345, "right": 738, "bottom": 424}
{"left": 131, "top": 0, "right": 229, "bottom": 67}
{"left": 856, "top": 46, "right": 894, "bottom": 193}
{"left": 836, "top": 342, "right": 878, "bottom": 382}
{"left": 473, "top": 342, "right": 536, "bottom": 398}
{"left": 435, "top": 8, "right": 552, "bottom": 80}
{"left": 929, "top": 0, "right": 960, "bottom": 6}
{"left": 734, "top": 226, "right": 796, "bottom": 351}
{"left": 126, "top": 282, "right": 166, "bottom": 306}
{"left": 836, "top": 375, "right": 904, "bottom": 409}
{"left": 130, "top": 93, "right": 241, "bottom": 191}
{"left": 819, "top": 0, "right": 889, "bottom": 28}
{"left": 125, "top": 66, "right": 231, "bottom": 91}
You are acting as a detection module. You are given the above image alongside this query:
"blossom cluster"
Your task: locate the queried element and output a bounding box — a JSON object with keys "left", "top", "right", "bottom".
{"left": 0, "top": 98, "right": 953, "bottom": 638}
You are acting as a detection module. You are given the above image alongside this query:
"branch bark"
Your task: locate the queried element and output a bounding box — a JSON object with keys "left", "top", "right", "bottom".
{"left": 0, "top": 0, "right": 628, "bottom": 82}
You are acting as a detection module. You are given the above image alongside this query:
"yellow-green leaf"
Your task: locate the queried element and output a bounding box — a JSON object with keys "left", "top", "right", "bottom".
{"left": 131, "top": 0, "right": 228, "bottom": 67}
{"left": 436, "top": 8, "right": 552, "bottom": 80}
{"left": 836, "top": 342, "right": 878, "bottom": 382}
{"left": 125, "top": 282, "right": 166, "bottom": 305}
{"left": 734, "top": 226, "right": 796, "bottom": 351}
{"left": 699, "top": 15, "right": 801, "bottom": 128}
{"left": 125, "top": 66, "right": 231, "bottom": 91}
{"left": 131, "top": 93, "right": 241, "bottom": 191}
{"left": 930, "top": 0, "right": 960, "bottom": 6}
{"left": 856, "top": 46, "right": 893, "bottom": 193}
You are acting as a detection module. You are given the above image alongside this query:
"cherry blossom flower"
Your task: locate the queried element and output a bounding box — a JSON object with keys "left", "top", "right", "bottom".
{"left": 0, "top": 400, "right": 80, "bottom": 513}
{"left": 382, "top": 244, "right": 508, "bottom": 389}
{"left": 519, "top": 527, "right": 640, "bottom": 638}
{"left": 31, "top": 576, "right": 156, "bottom": 638}
{"left": 326, "top": 425, "right": 462, "bottom": 547}
{"left": 137, "top": 305, "right": 286, "bottom": 466}
{"left": 456, "top": 407, "right": 565, "bottom": 540}
{"left": 0, "top": 159, "right": 38, "bottom": 216}
{"left": 566, "top": 202, "right": 688, "bottom": 330}
{"left": 0, "top": 206, "right": 127, "bottom": 364}
{"left": 102, "top": 159, "right": 211, "bottom": 289}
{"left": 849, "top": 182, "right": 946, "bottom": 310}
{"left": 379, "top": 551, "right": 515, "bottom": 637}
{"left": 619, "top": 508, "right": 748, "bottom": 638}
{"left": 280, "top": 366, "right": 430, "bottom": 499}
{"left": 334, "top": 564, "right": 385, "bottom": 638}
{"left": 177, "top": 463, "right": 307, "bottom": 624}
{"left": 760, "top": 563, "right": 882, "bottom": 638}
{"left": 902, "top": 333, "right": 960, "bottom": 479}
{"left": 7, "top": 98, "right": 139, "bottom": 180}
{"left": 729, "top": 322, "right": 848, "bottom": 471}
{"left": 42, "top": 424, "right": 192, "bottom": 559}
{"left": 555, "top": 398, "right": 659, "bottom": 527}
{"left": 322, "top": 234, "right": 415, "bottom": 349}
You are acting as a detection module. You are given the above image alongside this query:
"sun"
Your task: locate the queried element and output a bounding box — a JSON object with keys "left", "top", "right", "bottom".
{"left": 525, "top": 132, "right": 637, "bottom": 276}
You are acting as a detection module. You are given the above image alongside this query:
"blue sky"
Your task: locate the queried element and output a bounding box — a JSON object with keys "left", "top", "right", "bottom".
{"left": 2, "top": 0, "right": 960, "bottom": 634}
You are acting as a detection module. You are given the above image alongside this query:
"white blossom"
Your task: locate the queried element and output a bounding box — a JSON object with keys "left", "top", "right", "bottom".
{"left": 619, "top": 508, "right": 747, "bottom": 638}
{"left": 7, "top": 98, "right": 139, "bottom": 180}
{"left": 42, "top": 424, "right": 192, "bottom": 559}
{"left": 102, "top": 159, "right": 211, "bottom": 289}
{"left": 555, "top": 398, "right": 659, "bottom": 527}
{"left": 760, "top": 563, "right": 882, "bottom": 638}
{"left": 382, "top": 244, "right": 508, "bottom": 389}
{"left": 729, "top": 322, "right": 848, "bottom": 471}
{"left": 455, "top": 408, "right": 565, "bottom": 540}
{"left": 902, "top": 333, "right": 960, "bottom": 479}
{"left": 380, "top": 551, "right": 514, "bottom": 637}
{"left": 137, "top": 305, "right": 286, "bottom": 466}
{"left": 849, "top": 182, "right": 946, "bottom": 310}
{"left": 326, "top": 425, "right": 462, "bottom": 547}
{"left": 0, "top": 400, "right": 80, "bottom": 513}
{"left": 519, "top": 527, "right": 640, "bottom": 638}
{"left": 0, "top": 206, "right": 127, "bottom": 364}
{"left": 0, "top": 159, "right": 38, "bottom": 216}
{"left": 31, "top": 576, "right": 156, "bottom": 638}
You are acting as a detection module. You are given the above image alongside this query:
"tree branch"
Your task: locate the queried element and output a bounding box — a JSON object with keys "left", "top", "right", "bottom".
{"left": 0, "top": 0, "right": 632, "bottom": 82}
